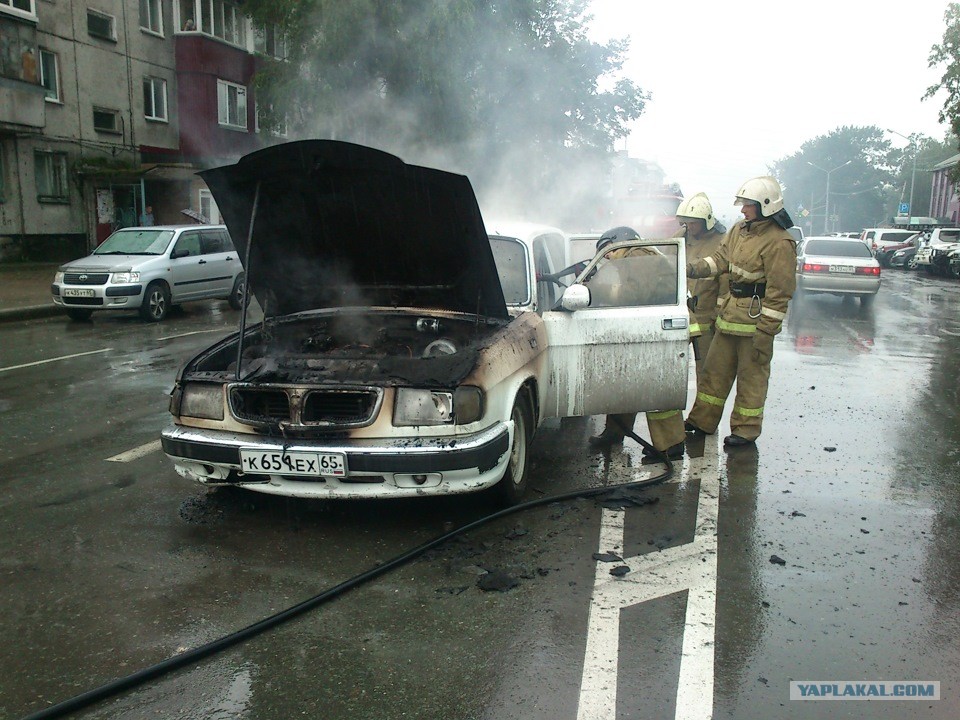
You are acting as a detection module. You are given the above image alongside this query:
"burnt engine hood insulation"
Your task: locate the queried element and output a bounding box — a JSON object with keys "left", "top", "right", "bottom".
{"left": 199, "top": 140, "right": 509, "bottom": 320}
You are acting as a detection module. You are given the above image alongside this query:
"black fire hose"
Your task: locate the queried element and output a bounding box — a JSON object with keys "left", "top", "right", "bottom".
{"left": 20, "top": 428, "right": 673, "bottom": 720}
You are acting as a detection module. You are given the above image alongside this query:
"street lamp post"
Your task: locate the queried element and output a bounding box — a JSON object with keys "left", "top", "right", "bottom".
{"left": 887, "top": 129, "right": 917, "bottom": 225}
{"left": 807, "top": 160, "right": 852, "bottom": 233}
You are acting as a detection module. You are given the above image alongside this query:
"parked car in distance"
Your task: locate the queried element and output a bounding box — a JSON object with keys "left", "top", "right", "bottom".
{"left": 913, "top": 228, "right": 960, "bottom": 275}
{"left": 874, "top": 233, "right": 921, "bottom": 268}
{"left": 795, "top": 236, "right": 881, "bottom": 306}
{"left": 888, "top": 240, "right": 921, "bottom": 269}
{"left": 160, "top": 140, "right": 690, "bottom": 504}
{"left": 859, "top": 228, "right": 917, "bottom": 256}
{"left": 52, "top": 225, "right": 245, "bottom": 322}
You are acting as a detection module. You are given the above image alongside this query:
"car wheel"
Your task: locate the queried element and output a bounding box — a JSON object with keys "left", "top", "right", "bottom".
{"left": 139, "top": 281, "right": 170, "bottom": 322}
{"left": 493, "top": 391, "right": 533, "bottom": 506}
{"left": 949, "top": 263, "right": 960, "bottom": 280}
{"left": 859, "top": 294, "right": 875, "bottom": 308}
{"left": 66, "top": 308, "right": 93, "bottom": 321}
{"left": 228, "top": 273, "right": 246, "bottom": 310}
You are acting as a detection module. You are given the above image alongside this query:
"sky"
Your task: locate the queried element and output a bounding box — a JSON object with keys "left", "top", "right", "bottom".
{"left": 586, "top": 0, "right": 952, "bottom": 226}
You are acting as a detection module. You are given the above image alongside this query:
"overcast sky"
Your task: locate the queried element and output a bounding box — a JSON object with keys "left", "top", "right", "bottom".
{"left": 587, "top": 0, "right": 951, "bottom": 225}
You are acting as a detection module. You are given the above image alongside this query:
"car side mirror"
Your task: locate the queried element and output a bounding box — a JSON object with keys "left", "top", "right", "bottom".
{"left": 171, "top": 248, "right": 188, "bottom": 259}
{"left": 561, "top": 283, "right": 591, "bottom": 311}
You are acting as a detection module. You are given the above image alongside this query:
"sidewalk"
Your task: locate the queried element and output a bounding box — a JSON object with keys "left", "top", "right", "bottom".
{"left": 0, "top": 263, "right": 64, "bottom": 322}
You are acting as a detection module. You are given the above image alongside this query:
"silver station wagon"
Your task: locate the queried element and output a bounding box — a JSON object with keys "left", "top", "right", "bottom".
{"left": 160, "top": 140, "right": 690, "bottom": 503}
{"left": 51, "top": 224, "right": 245, "bottom": 322}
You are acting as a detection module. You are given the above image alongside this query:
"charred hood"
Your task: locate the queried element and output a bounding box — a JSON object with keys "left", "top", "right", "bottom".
{"left": 199, "top": 140, "right": 508, "bottom": 319}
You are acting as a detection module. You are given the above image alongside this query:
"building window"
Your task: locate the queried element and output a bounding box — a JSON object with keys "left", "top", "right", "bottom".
{"left": 253, "top": 23, "right": 287, "bottom": 59}
{"left": 87, "top": 9, "right": 117, "bottom": 41}
{"left": 35, "top": 151, "right": 69, "bottom": 202}
{"left": 143, "top": 77, "right": 167, "bottom": 121}
{"left": 198, "top": 189, "right": 221, "bottom": 224}
{"left": 93, "top": 107, "right": 121, "bottom": 134}
{"left": 139, "top": 0, "right": 163, "bottom": 35}
{"left": 217, "top": 79, "right": 246, "bottom": 130}
{"left": 179, "top": 0, "right": 243, "bottom": 45}
{"left": 0, "top": 0, "right": 36, "bottom": 21}
{"left": 39, "top": 48, "right": 60, "bottom": 102}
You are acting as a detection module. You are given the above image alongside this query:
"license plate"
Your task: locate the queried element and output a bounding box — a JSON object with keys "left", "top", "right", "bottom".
{"left": 239, "top": 449, "right": 346, "bottom": 477}
{"left": 829, "top": 265, "right": 854, "bottom": 274}
{"left": 63, "top": 288, "right": 96, "bottom": 297}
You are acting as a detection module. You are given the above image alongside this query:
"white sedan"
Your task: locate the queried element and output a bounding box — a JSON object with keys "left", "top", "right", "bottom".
{"left": 795, "top": 236, "right": 881, "bottom": 306}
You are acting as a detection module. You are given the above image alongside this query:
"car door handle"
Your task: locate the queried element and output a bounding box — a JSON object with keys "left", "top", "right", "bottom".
{"left": 663, "top": 317, "right": 688, "bottom": 330}
{"left": 225, "top": 256, "right": 233, "bottom": 261}
{"left": 198, "top": 259, "right": 207, "bottom": 264}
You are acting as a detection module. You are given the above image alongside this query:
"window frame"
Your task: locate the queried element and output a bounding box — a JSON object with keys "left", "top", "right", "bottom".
{"left": 87, "top": 8, "right": 117, "bottom": 41}
{"left": 34, "top": 150, "right": 69, "bottom": 204}
{"left": 0, "top": 0, "right": 36, "bottom": 22}
{"left": 178, "top": 0, "right": 244, "bottom": 46}
{"left": 38, "top": 48, "right": 60, "bottom": 103}
{"left": 143, "top": 76, "right": 168, "bottom": 122}
{"left": 92, "top": 106, "right": 122, "bottom": 134}
{"left": 216, "top": 79, "right": 247, "bottom": 131}
{"left": 139, "top": 0, "right": 163, "bottom": 36}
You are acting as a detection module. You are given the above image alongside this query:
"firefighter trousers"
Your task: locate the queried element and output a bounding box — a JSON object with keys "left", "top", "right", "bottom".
{"left": 604, "top": 410, "right": 685, "bottom": 451}
{"left": 686, "top": 330, "right": 771, "bottom": 441}
{"left": 693, "top": 323, "right": 715, "bottom": 378}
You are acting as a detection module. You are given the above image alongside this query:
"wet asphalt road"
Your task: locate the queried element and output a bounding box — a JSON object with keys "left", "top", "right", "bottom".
{"left": 0, "top": 271, "right": 958, "bottom": 719}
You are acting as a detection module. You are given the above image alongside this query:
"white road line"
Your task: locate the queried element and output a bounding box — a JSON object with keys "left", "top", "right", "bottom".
{"left": 157, "top": 329, "right": 230, "bottom": 342}
{"left": 0, "top": 348, "right": 113, "bottom": 374}
{"left": 106, "top": 440, "right": 162, "bottom": 463}
{"left": 577, "top": 438, "right": 721, "bottom": 720}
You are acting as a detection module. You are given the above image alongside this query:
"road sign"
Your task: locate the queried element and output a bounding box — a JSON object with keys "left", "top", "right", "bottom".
{"left": 899, "top": 202, "right": 910, "bottom": 215}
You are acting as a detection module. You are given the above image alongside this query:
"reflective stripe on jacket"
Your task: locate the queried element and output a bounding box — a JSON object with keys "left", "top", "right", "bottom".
{"left": 688, "top": 218, "right": 796, "bottom": 337}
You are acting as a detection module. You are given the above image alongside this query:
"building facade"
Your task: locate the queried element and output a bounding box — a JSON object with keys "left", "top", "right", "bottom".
{"left": 0, "top": 0, "right": 285, "bottom": 262}
{"left": 930, "top": 153, "right": 960, "bottom": 225}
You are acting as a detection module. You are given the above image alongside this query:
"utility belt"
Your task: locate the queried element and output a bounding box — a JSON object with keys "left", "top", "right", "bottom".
{"left": 729, "top": 281, "right": 766, "bottom": 298}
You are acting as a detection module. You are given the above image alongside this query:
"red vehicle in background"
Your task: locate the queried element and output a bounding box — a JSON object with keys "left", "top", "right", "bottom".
{"left": 613, "top": 189, "right": 684, "bottom": 239}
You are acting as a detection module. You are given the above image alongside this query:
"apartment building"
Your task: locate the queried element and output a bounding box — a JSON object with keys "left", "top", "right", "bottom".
{"left": 0, "top": 0, "right": 286, "bottom": 262}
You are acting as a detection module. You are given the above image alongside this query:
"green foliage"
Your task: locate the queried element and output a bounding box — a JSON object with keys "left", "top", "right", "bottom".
{"left": 243, "top": 0, "right": 647, "bottom": 225}
{"left": 926, "top": 2, "right": 960, "bottom": 180}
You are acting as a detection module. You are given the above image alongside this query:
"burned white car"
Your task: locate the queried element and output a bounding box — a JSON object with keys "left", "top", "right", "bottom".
{"left": 160, "top": 140, "right": 690, "bottom": 503}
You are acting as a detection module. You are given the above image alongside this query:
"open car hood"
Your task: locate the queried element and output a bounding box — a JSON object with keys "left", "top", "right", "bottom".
{"left": 199, "top": 140, "right": 508, "bottom": 319}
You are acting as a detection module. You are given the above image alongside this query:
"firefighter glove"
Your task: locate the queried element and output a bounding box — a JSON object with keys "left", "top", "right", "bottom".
{"left": 752, "top": 331, "right": 774, "bottom": 364}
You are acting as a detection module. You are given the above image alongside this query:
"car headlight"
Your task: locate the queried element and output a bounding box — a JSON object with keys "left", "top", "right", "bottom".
{"left": 393, "top": 386, "right": 483, "bottom": 426}
{"left": 111, "top": 270, "right": 141, "bottom": 283}
{"left": 54, "top": 271, "right": 64, "bottom": 284}
{"left": 179, "top": 382, "right": 224, "bottom": 420}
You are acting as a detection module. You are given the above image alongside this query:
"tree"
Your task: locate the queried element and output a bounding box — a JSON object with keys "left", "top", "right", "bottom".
{"left": 243, "top": 0, "right": 647, "bottom": 226}
{"left": 926, "top": 2, "right": 960, "bottom": 179}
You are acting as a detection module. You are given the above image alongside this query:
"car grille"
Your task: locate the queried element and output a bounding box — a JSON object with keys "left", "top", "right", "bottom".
{"left": 63, "top": 297, "right": 104, "bottom": 306}
{"left": 229, "top": 385, "right": 381, "bottom": 428}
{"left": 64, "top": 273, "right": 109, "bottom": 285}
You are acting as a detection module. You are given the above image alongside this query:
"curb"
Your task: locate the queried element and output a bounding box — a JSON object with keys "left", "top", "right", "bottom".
{"left": 0, "top": 305, "right": 67, "bottom": 323}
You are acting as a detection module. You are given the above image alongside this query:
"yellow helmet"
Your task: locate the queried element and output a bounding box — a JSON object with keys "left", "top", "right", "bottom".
{"left": 734, "top": 176, "right": 784, "bottom": 217}
{"left": 676, "top": 192, "right": 716, "bottom": 230}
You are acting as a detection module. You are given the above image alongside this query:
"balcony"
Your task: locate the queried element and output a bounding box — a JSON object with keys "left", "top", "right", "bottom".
{"left": 0, "top": 75, "right": 45, "bottom": 131}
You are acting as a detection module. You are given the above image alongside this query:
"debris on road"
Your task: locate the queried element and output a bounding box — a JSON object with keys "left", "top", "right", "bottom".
{"left": 609, "top": 565, "right": 631, "bottom": 577}
{"left": 769, "top": 554, "right": 787, "bottom": 565}
{"left": 592, "top": 551, "right": 623, "bottom": 562}
{"left": 477, "top": 570, "right": 519, "bottom": 592}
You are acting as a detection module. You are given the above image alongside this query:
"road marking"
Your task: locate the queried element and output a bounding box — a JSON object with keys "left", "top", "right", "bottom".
{"left": 0, "top": 348, "right": 113, "bottom": 374}
{"left": 157, "top": 328, "right": 231, "bottom": 342}
{"left": 578, "top": 437, "right": 721, "bottom": 720}
{"left": 106, "top": 440, "right": 162, "bottom": 463}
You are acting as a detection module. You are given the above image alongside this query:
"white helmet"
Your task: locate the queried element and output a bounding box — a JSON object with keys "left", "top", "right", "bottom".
{"left": 676, "top": 192, "right": 716, "bottom": 230}
{"left": 734, "top": 176, "right": 784, "bottom": 217}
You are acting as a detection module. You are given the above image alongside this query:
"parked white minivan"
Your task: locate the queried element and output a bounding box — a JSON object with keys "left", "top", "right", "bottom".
{"left": 51, "top": 225, "right": 245, "bottom": 322}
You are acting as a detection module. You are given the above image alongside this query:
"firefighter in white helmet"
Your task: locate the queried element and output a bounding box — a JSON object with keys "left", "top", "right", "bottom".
{"left": 588, "top": 226, "right": 685, "bottom": 461}
{"left": 675, "top": 192, "right": 728, "bottom": 372}
{"left": 684, "top": 176, "right": 797, "bottom": 447}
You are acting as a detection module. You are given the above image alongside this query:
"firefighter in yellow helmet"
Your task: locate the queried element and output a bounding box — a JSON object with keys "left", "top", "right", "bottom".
{"left": 675, "top": 192, "right": 728, "bottom": 374}
{"left": 684, "top": 176, "right": 797, "bottom": 447}
{"left": 588, "top": 226, "right": 686, "bottom": 461}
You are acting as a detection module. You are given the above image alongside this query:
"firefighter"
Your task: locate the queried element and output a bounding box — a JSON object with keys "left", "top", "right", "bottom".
{"left": 684, "top": 176, "right": 797, "bottom": 447}
{"left": 676, "top": 192, "right": 728, "bottom": 374}
{"left": 588, "top": 226, "right": 686, "bottom": 460}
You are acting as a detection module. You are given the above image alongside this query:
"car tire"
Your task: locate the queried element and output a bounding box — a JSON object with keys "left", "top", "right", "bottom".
{"left": 493, "top": 391, "right": 533, "bottom": 506}
{"left": 139, "top": 281, "right": 171, "bottom": 322}
{"left": 949, "top": 263, "right": 960, "bottom": 280}
{"left": 859, "top": 294, "right": 875, "bottom": 308}
{"left": 66, "top": 308, "right": 94, "bottom": 321}
{"left": 228, "top": 273, "right": 246, "bottom": 310}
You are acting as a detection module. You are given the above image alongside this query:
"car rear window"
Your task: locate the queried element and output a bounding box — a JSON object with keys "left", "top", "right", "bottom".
{"left": 804, "top": 239, "right": 872, "bottom": 257}
{"left": 939, "top": 230, "right": 960, "bottom": 242}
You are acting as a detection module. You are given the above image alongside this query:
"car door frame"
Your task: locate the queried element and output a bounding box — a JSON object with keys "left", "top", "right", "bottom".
{"left": 167, "top": 230, "right": 207, "bottom": 302}
{"left": 538, "top": 237, "right": 689, "bottom": 418}
{"left": 198, "top": 228, "right": 237, "bottom": 298}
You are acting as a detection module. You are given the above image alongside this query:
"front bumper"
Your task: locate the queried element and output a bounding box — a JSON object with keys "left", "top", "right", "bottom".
{"left": 52, "top": 283, "right": 144, "bottom": 310}
{"left": 160, "top": 422, "right": 512, "bottom": 499}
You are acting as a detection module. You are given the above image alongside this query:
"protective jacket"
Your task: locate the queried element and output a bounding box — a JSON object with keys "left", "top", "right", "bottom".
{"left": 682, "top": 227, "right": 728, "bottom": 336}
{"left": 688, "top": 218, "right": 796, "bottom": 338}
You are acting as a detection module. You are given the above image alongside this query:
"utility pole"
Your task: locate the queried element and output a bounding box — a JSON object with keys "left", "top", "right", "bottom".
{"left": 888, "top": 129, "right": 917, "bottom": 225}
{"left": 807, "top": 160, "right": 852, "bottom": 233}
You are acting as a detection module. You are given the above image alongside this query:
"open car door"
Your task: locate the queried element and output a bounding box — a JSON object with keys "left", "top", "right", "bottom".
{"left": 539, "top": 237, "right": 689, "bottom": 418}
